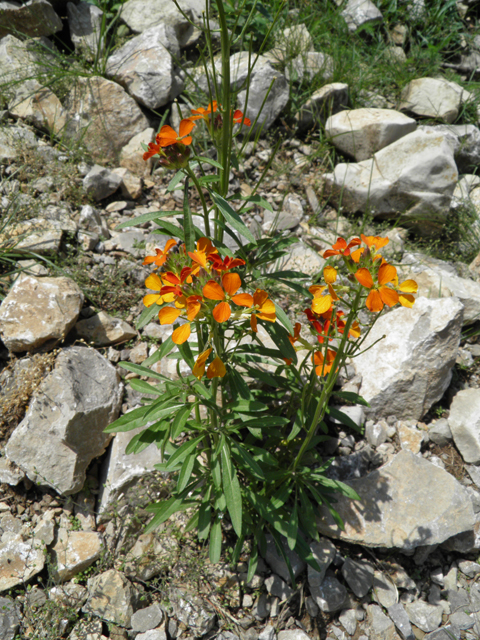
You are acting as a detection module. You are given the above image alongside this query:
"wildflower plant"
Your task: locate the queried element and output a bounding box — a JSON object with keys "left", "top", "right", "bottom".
{"left": 105, "top": 0, "right": 418, "bottom": 581}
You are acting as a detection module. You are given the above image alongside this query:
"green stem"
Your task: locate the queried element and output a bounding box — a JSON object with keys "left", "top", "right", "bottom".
{"left": 185, "top": 165, "right": 210, "bottom": 237}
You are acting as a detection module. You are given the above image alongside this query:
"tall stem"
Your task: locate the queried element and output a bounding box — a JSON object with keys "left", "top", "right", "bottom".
{"left": 185, "top": 165, "right": 210, "bottom": 237}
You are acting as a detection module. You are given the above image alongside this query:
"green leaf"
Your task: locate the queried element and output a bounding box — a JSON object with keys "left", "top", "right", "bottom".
{"left": 228, "top": 368, "right": 253, "bottom": 400}
{"left": 136, "top": 304, "right": 160, "bottom": 330}
{"left": 211, "top": 192, "right": 256, "bottom": 244}
{"left": 327, "top": 406, "right": 362, "bottom": 433}
{"left": 241, "top": 416, "right": 289, "bottom": 428}
{"left": 191, "top": 155, "right": 224, "bottom": 169}
{"left": 209, "top": 517, "right": 222, "bottom": 564}
{"left": 177, "top": 454, "right": 196, "bottom": 492}
{"left": 171, "top": 405, "right": 193, "bottom": 439}
{"left": 144, "top": 496, "right": 194, "bottom": 533}
{"left": 128, "top": 379, "right": 164, "bottom": 396}
{"left": 142, "top": 336, "right": 175, "bottom": 366}
{"left": 221, "top": 442, "right": 243, "bottom": 536}
{"left": 247, "top": 541, "right": 259, "bottom": 583}
{"left": 198, "top": 491, "right": 212, "bottom": 541}
{"left": 152, "top": 221, "right": 184, "bottom": 240}
{"left": 211, "top": 450, "right": 222, "bottom": 489}
{"left": 184, "top": 510, "right": 199, "bottom": 534}
{"left": 198, "top": 175, "right": 220, "bottom": 185}
{"left": 332, "top": 391, "right": 370, "bottom": 407}
{"left": 226, "top": 399, "right": 268, "bottom": 413}
{"left": 164, "top": 434, "right": 204, "bottom": 470}
{"left": 298, "top": 489, "right": 320, "bottom": 542}
{"left": 118, "top": 361, "right": 173, "bottom": 383}
{"left": 178, "top": 340, "right": 195, "bottom": 368}
{"left": 238, "top": 194, "right": 273, "bottom": 212}
{"left": 183, "top": 177, "right": 195, "bottom": 254}
{"left": 167, "top": 170, "right": 185, "bottom": 192}
{"left": 274, "top": 303, "right": 294, "bottom": 335}
{"left": 104, "top": 405, "right": 150, "bottom": 433}
{"left": 286, "top": 504, "right": 298, "bottom": 551}
{"left": 116, "top": 210, "right": 182, "bottom": 230}
{"left": 262, "top": 322, "right": 297, "bottom": 363}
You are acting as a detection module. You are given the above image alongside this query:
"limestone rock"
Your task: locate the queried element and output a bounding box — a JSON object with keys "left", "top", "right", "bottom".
{"left": 112, "top": 167, "right": 143, "bottom": 200}
{"left": 342, "top": 0, "right": 384, "bottom": 32}
{"left": 326, "top": 108, "right": 416, "bottom": 162}
{"left": 269, "top": 241, "right": 324, "bottom": 277}
{"left": 405, "top": 600, "right": 443, "bottom": 633}
{"left": 0, "top": 35, "right": 42, "bottom": 86}
{"left": 50, "top": 529, "right": 103, "bottom": 582}
{"left": 6, "top": 346, "right": 122, "bottom": 495}
{"left": 64, "top": 76, "right": 150, "bottom": 163}
{"left": 0, "top": 275, "right": 83, "bottom": 353}
{"left": 120, "top": 0, "right": 201, "bottom": 43}
{"left": 97, "top": 427, "right": 161, "bottom": 521}
{"left": 8, "top": 79, "right": 66, "bottom": 135}
{"left": 0, "top": 0, "right": 62, "bottom": 38}
{"left": 83, "top": 165, "right": 123, "bottom": 201}
{"left": 0, "top": 535, "right": 45, "bottom": 592}
{"left": 400, "top": 252, "right": 480, "bottom": 325}
{"left": 120, "top": 128, "right": 156, "bottom": 175}
{"left": 296, "top": 83, "right": 349, "bottom": 131}
{"left": 287, "top": 52, "right": 334, "bottom": 83}
{"left": 341, "top": 558, "right": 374, "bottom": 598}
{"left": 324, "top": 129, "right": 458, "bottom": 235}
{"left": 67, "top": 1, "right": 104, "bottom": 58}
{"left": 367, "top": 604, "right": 396, "bottom": 640}
{"left": 448, "top": 389, "right": 480, "bottom": 465}
{"left": 399, "top": 77, "right": 473, "bottom": 124}
{"left": 131, "top": 603, "right": 164, "bottom": 633}
{"left": 263, "top": 534, "right": 306, "bottom": 583}
{"left": 307, "top": 538, "right": 337, "bottom": 588}
{"left": 310, "top": 573, "right": 347, "bottom": 613}
{"left": 169, "top": 587, "right": 216, "bottom": 636}
{"left": 373, "top": 572, "right": 398, "bottom": 608}
{"left": 74, "top": 311, "right": 137, "bottom": 347}
{"left": 106, "top": 26, "right": 184, "bottom": 109}
{"left": 123, "top": 532, "right": 180, "bottom": 581}
{"left": 353, "top": 297, "right": 463, "bottom": 420}
{"left": 316, "top": 450, "right": 475, "bottom": 550}
{"left": 418, "top": 124, "right": 480, "bottom": 173}
{"left": 83, "top": 569, "right": 141, "bottom": 627}
{"left": 0, "top": 596, "right": 20, "bottom": 638}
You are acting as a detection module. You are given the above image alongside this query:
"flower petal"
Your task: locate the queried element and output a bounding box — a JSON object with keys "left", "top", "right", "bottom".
{"left": 250, "top": 314, "right": 258, "bottom": 332}
{"left": 179, "top": 119, "right": 195, "bottom": 138}
{"left": 203, "top": 280, "right": 225, "bottom": 301}
{"left": 172, "top": 323, "right": 191, "bottom": 344}
{"left": 379, "top": 286, "right": 399, "bottom": 307}
{"left": 399, "top": 279, "right": 418, "bottom": 293}
{"left": 311, "top": 295, "right": 332, "bottom": 315}
{"left": 145, "top": 273, "right": 163, "bottom": 291}
{"left": 231, "top": 293, "right": 253, "bottom": 307}
{"left": 323, "top": 266, "right": 337, "bottom": 284}
{"left": 355, "top": 268, "right": 374, "bottom": 289}
{"left": 192, "top": 347, "right": 212, "bottom": 379}
{"left": 207, "top": 356, "right": 226, "bottom": 379}
{"left": 222, "top": 272, "right": 241, "bottom": 296}
{"left": 399, "top": 293, "right": 415, "bottom": 308}
{"left": 377, "top": 263, "right": 397, "bottom": 286}
{"left": 158, "top": 307, "right": 182, "bottom": 325}
{"left": 365, "top": 290, "right": 383, "bottom": 312}
{"left": 143, "top": 294, "right": 163, "bottom": 307}
{"left": 213, "top": 301, "right": 231, "bottom": 323}
{"left": 187, "top": 300, "right": 202, "bottom": 321}
{"left": 253, "top": 289, "right": 269, "bottom": 307}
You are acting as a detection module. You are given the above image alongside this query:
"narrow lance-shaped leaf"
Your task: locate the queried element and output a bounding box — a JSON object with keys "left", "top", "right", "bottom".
{"left": 183, "top": 176, "right": 195, "bottom": 254}
{"left": 209, "top": 517, "right": 222, "bottom": 564}
{"left": 221, "top": 441, "right": 243, "bottom": 537}
{"left": 211, "top": 191, "right": 256, "bottom": 244}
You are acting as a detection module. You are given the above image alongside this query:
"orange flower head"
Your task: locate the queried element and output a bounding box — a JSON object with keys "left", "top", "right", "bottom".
{"left": 250, "top": 289, "right": 276, "bottom": 332}
{"left": 207, "top": 356, "right": 227, "bottom": 379}
{"left": 355, "top": 263, "right": 399, "bottom": 312}
{"left": 192, "top": 348, "right": 213, "bottom": 380}
{"left": 203, "top": 272, "right": 252, "bottom": 323}
{"left": 323, "top": 237, "right": 361, "bottom": 259}
{"left": 188, "top": 237, "right": 218, "bottom": 269}
{"left": 288, "top": 322, "right": 301, "bottom": 346}
{"left": 233, "top": 109, "right": 251, "bottom": 127}
{"left": 361, "top": 234, "right": 389, "bottom": 252}
{"left": 156, "top": 119, "right": 195, "bottom": 147}
{"left": 190, "top": 102, "right": 218, "bottom": 124}
{"left": 209, "top": 254, "right": 246, "bottom": 272}
{"left": 143, "top": 239, "right": 177, "bottom": 268}
{"left": 313, "top": 349, "right": 337, "bottom": 376}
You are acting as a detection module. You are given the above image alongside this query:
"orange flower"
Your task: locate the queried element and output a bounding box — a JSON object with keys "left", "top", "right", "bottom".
{"left": 209, "top": 254, "right": 246, "bottom": 272}
{"left": 143, "top": 239, "right": 177, "bottom": 268}
{"left": 323, "top": 237, "right": 361, "bottom": 259}
{"left": 323, "top": 266, "right": 337, "bottom": 284}
{"left": 361, "top": 234, "right": 389, "bottom": 251}
{"left": 157, "top": 294, "right": 202, "bottom": 345}
{"left": 313, "top": 349, "right": 337, "bottom": 376}
{"left": 160, "top": 267, "right": 194, "bottom": 299}
{"left": 143, "top": 273, "right": 175, "bottom": 308}
{"left": 203, "top": 273, "right": 252, "bottom": 323}
{"left": 310, "top": 285, "right": 333, "bottom": 315}
{"left": 249, "top": 290, "right": 275, "bottom": 332}
{"left": 288, "top": 322, "right": 301, "bottom": 346}
{"left": 233, "top": 109, "right": 251, "bottom": 126}
{"left": 355, "top": 264, "right": 399, "bottom": 312}
{"left": 156, "top": 119, "right": 195, "bottom": 147}
{"left": 192, "top": 348, "right": 212, "bottom": 379}
{"left": 190, "top": 102, "right": 218, "bottom": 123}
{"left": 207, "top": 356, "right": 226, "bottom": 379}
{"left": 188, "top": 237, "right": 218, "bottom": 269}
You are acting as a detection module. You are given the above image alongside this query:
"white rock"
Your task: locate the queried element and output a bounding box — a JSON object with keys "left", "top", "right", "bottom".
{"left": 120, "top": 0, "right": 202, "bottom": 42}
{"left": 342, "top": 0, "right": 384, "bottom": 32}
{"left": 326, "top": 108, "right": 416, "bottom": 162}
{"left": 296, "top": 83, "right": 349, "bottom": 131}
{"left": 353, "top": 297, "right": 463, "bottom": 420}
{"left": 324, "top": 128, "right": 458, "bottom": 236}
{"left": 448, "top": 389, "right": 480, "bottom": 464}
{"left": 67, "top": 1, "right": 104, "bottom": 58}
{"left": 399, "top": 77, "right": 473, "bottom": 123}
{"left": 287, "top": 52, "right": 334, "bottom": 83}
{"left": 120, "top": 127, "right": 156, "bottom": 176}
{"left": 9, "top": 79, "right": 66, "bottom": 136}
{"left": 0, "top": 0, "right": 62, "bottom": 38}
{"left": 74, "top": 311, "right": 137, "bottom": 347}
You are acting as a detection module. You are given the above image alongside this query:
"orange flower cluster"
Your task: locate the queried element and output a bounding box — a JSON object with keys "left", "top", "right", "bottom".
{"left": 143, "top": 102, "right": 251, "bottom": 166}
{"left": 143, "top": 237, "right": 275, "bottom": 379}
{"left": 284, "top": 234, "right": 418, "bottom": 377}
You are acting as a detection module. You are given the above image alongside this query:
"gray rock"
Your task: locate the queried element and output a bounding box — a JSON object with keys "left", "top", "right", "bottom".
{"left": 6, "top": 346, "right": 122, "bottom": 495}
{"left": 341, "top": 558, "right": 374, "bottom": 598}
{"left": 450, "top": 611, "right": 474, "bottom": 629}
{"left": 0, "top": 0, "right": 62, "bottom": 38}
{"left": 278, "top": 632, "right": 311, "bottom": 640}
{"left": 307, "top": 538, "right": 337, "bottom": 587}
{"left": 123, "top": 532, "right": 179, "bottom": 581}
{"left": 353, "top": 297, "right": 463, "bottom": 421}
{"left": 0, "top": 596, "right": 21, "bottom": 640}
{"left": 120, "top": 0, "right": 201, "bottom": 42}
{"left": 169, "top": 588, "right": 216, "bottom": 636}
{"left": 0, "top": 274, "right": 83, "bottom": 353}
{"left": 83, "top": 569, "right": 141, "bottom": 627}
{"left": 259, "top": 625, "right": 276, "bottom": 640}
{"left": 399, "top": 77, "right": 473, "bottom": 124}
{"left": 458, "top": 560, "right": 480, "bottom": 577}
{"left": 264, "top": 575, "right": 293, "bottom": 600}
{"left": 286, "top": 52, "right": 334, "bottom": 83}
{"left": 296, "top": 83, "right": 349, "bottom": 131}
{"left": 339, "top": 609, "right": 357, "bottom": 635}
{"left": 448, "top": 389, "right": 480, "bottom": 464}
{"left": 405, "top": 600, "right": 443, "bottom": 633}
{"left": 428, "top": 419, "right": 452, "bottom": 446}
{"left": 106, "top": 26, "right": 184, "bottom": 109}
{"left": 83, "top": 165, "right": 122, "bottom": 201}
{"left": 74, "top": 311, "right": 137, "bottom": 347}
{"left": 342, "top": 0, "right": 384, "bottom": 32}
{"left": 324, "top": 129, "right": 458, "bottom": 235}
{"left": 310, "top": 573, "right": 347, "bottom": 613}
{"left": 365, "top": 421, "right": 388, "bottom": 448}
{"left": 9, "top": 78, "right": 66, "bottom": 136}
{"left": 50, "top": 529, "right": 103, "bottom": 582}
{"left": 316, "top": 450, "right": 475, "bottom": 550}
{"left": 64, "top": 76, "right": 150, "bottom": 163}
{"left": 424, "top": 627, "right": 460, "bottom": 640}
{"left": 263, "top": 194, "right": 303, "bottom": 232}
{"left": 136, "top": 629, "right": 168, "bottom": 640}
{"left": 418, "top": 124, "right": 480, "bottom": 173}
{"left": 326, "top": 108, "right": 416, "bottom": 162}
{"left": 373, "top": 571, "right": 398, "bottom": 608}
{"left": 263, "top": 534, "right": 306, "bottom": 583}
{"left": 367, "top": 604, "right": 396, "bottom": 640}
{"left": 67, "top": 1, "right": 104, "bottom": 58}
{"left": 78, "top": 204, "right": 110, "bottom": 238}
{"left": 0, "top": 457, "right": 24, "bottom": 486}
{"left": 387, "top": 603, "right": 414, "bottom": 640}
{"left": 131, "top": 603, "right": 164, "bottom": 632}
{"left": 0, "top": 534, "right": 45, "bottom": 592}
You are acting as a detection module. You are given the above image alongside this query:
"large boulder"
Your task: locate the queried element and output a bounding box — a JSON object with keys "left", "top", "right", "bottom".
{"left": 326, "top": 108, "right": 416, "bottom": 162}
{"left": 0, "top": 0, "right": 62, "bottom": 38}
{"left": 64, "top": 76, "right": 150, "bottom": 163}
{"left": 448, "top": 389, "right": 480, "bottom": 465}
{"left": 317, "top": 450, "right": 475, "bottom": 550}
{"left": 324, "top": 128, "right": 458, "bottom": 235}
{"left": 120, "top": 0, "right": 202, "bottom": 43}
{"left": 106, "top": 26, "right": 184, "bottom": 109}
{"left": 353, "top": 297, "right": 463, "bottom": 421}
{"left": 0, "top": 275, "right": 83, "bottom": 353}
{"left": 5, "top": 346, "right": 123, "bottom": 495}
{"left": 399, "top": 77, "right": 473, "bottom": 123}
{"left": 8, "top": 79, "right": 66, "bottom": 135}
{"left": 418, "top": 124, "right": 480, "bottom": 173}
